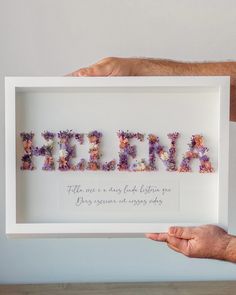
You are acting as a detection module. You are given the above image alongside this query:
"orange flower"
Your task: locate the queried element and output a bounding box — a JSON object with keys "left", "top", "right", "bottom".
{"left": 89, "top": 135, "right": 97, "bottom": 143}
{"left": 60, "top": 157, "right": 67, "bottom": 166}
{"left": 148, "top": 134, "right": 157, "bottom": 143}
{"left": 89, "top": 162, "right": 99, "bottom": 170}
{"left": 23, "top": 162, "right": 30, "bottom": 169}
{"left": 204, "top": 162, "right": 213, "bottom": 171}
{"left": 120, "top": 141, "right": 128, "bottom": 149}
{"left": 23, "top": 140, "right": 32, "bottom": 150}
{"left": 47, "top": 156, "right": 54, "bottom": 165}
{"left": 91, "top": 150, "right": 98, "bottom": 156}
{"left": 178, "top": 167, "right": 190, "bottom": 172}
{"left": 195, "top": 135, "right": 203, "bottom": 147}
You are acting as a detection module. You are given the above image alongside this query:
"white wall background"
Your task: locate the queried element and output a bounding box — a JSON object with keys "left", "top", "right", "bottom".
{"left": 1, "top": 0, "right": 236, "bottom": 283}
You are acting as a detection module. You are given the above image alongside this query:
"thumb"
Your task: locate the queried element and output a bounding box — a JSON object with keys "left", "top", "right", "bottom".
{"left": 70, "top": 62, "right": 114, "bottom": 77}
{"left": 66, "top": 66, "right": 103, "bottom": 77}
{"left": 166, "top": 236, "right": 189, "bottom": 254}
{"left": 145, "top": 233, "right": 168, "bottom": 242}
{"left": 146, "top": 233, "right": 190, "bottom": 255}
{"left": 69, "top": 66, "right": 100, "bottom": 77}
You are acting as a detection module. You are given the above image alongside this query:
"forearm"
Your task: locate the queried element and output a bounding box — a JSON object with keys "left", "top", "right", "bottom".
{"left": 133, "top": 58, "right": 236, "bottom": 121}
{"left": 225, "top": 235, "right": 236, "bottom": 263}
{"left": 133, "top": 58, "right": 236, "bottom": 76}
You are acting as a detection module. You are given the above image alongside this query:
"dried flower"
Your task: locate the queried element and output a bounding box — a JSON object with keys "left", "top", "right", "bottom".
{"left": 20, "top": 132, "right": 34, "bottom": 170}
{"left": 117, "top": 130, "right": 145, "bottom": 171}
{"left": 58, "top": 130, "right": 74, "bottom": 171}
{"left": 179, "top": 134, "right": 214, "bottom": 173}
{"left": 147, "top": 132, "right": 179, "bottom": 171}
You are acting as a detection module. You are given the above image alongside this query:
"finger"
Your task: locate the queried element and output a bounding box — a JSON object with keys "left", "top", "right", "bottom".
{"left": 66, "top": 67, "right": 95, "bottom": 77}
{"left": 80, "top": 66, "right": 109, "bottom": 76}
{"left": 67, "top": 57, "right": 116, "bottom": 77}
{"left": 168, "top": 226, "right": 196, "bottom": 239}
{"left": 145, "top": 233, "right": 168, "bottom": 242}
{"left": 66, "top": 70, "right": 80, "bottom": 77}
{"left": 68, "top": 67, "right": 91, "bottom": 77}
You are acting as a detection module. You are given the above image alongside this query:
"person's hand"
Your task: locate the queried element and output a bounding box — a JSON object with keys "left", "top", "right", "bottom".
{"left": 146, "top": 225, "right": 233, "bottom": 261}
{"left": 68, "top": 57, "right": 140, "bottom": 77}
{"left": 68, "top": 56, "right": 236, "bottom": 121}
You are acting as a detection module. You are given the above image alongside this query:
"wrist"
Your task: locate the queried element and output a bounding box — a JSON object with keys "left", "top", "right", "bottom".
{"left": 224, "top": 235, "right": 236, "bottom": 263}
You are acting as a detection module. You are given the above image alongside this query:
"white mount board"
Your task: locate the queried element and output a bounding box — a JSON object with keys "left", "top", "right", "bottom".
{"left": 5, "top": 76, "right": 230, "bottom": 238}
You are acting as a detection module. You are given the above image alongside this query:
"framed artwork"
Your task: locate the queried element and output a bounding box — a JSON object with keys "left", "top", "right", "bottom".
{"left": 5, "top": 76, "right": 230, "bottom": 237}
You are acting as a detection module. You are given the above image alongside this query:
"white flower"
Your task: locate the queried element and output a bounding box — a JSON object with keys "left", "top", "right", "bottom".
{"left": 135, "top": 165, "right": 141, "bottom": 171}
{"left": 45, "top": 139, "right": 53, "bottom": 147}
{"left": 134, "top": 161, "right": 146, "bottom": 171}
{"left": 59, "top": 149, "right": 68, "bottom": 158}
{"left": 140, "top": 163, "right": 146, "bottom": 170}
{"left": 160, "top": 151, "right": 169, "bottom": 161}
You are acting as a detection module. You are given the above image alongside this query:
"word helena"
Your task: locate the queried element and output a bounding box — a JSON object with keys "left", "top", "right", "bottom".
{"left": 20, "top": 130, "right": 214, "bottom": 173}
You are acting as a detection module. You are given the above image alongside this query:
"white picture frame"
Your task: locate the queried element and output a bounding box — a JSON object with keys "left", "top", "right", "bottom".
{"left": 5, "top": 76, "right": 230, "bottom": 238}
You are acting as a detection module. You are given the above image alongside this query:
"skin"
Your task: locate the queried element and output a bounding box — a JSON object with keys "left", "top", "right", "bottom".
{"left": 69, "top": 57, "right": 236, "bottom": 121}
{"left": 68, "top": 57, "right": 236, "bottom": 262}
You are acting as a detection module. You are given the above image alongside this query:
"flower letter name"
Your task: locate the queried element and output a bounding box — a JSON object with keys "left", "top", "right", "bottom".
{"left": 20, "top": 130, "right": 214, "bottom": 173}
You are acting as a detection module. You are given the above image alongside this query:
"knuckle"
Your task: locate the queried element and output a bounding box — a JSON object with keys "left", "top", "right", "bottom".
{"left": 177, "top": 228, "right": 184, "bottom": 237}
{"left": 101, "top": 56, "right": 117, "bottom": 63}
{"left": 168, "top": 226, "right": 175, "bottom": 235}
{"left": 174, "top": 227, "right": 184, "bottom": 238}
